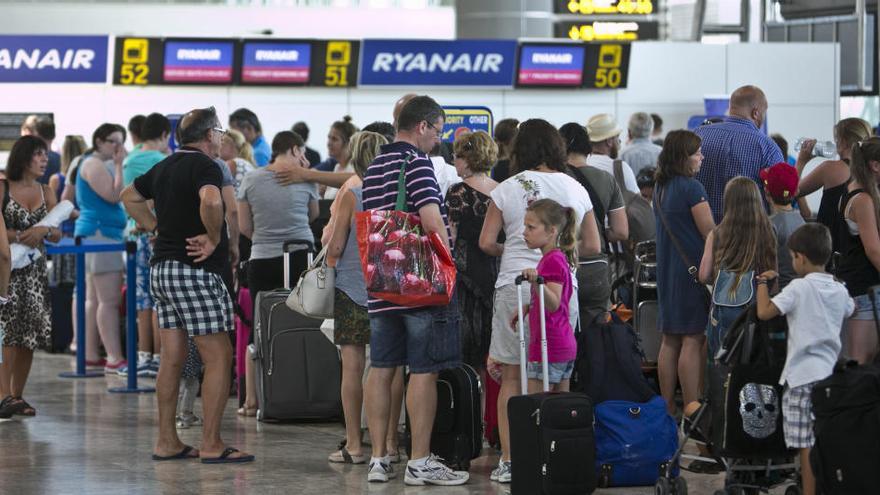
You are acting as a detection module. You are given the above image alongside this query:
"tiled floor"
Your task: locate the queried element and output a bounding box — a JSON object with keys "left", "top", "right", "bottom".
{"left": 0, "top": 353, "right": 798, "bottom": 494}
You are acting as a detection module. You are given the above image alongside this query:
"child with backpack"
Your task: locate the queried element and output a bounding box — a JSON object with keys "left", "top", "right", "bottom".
{"left": 699, "top": 176, "right": 778, "bottom": 360}
{"left": 512, "top": 198, "right": 578, "bottom": 392}
{"left": 755, "top": 223, "right": 855, "bottom": 495}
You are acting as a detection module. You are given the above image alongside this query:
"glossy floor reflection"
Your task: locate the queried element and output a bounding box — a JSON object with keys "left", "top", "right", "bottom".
{"left": 0, "top": 353, "right": 795, "bottom": 494}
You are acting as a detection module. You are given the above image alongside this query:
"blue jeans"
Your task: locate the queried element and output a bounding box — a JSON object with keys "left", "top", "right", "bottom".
{"left": 369, "top": 298, "right": 461, "bottom": 374}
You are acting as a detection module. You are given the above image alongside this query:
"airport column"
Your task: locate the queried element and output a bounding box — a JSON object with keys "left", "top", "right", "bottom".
{"left": 455, "top": 0, "right": 554, "bottom": 38}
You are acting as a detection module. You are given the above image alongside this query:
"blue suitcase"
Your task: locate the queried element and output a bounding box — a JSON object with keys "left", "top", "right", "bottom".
{"left": 594, "top": 395, "right": 679, "bottom": 487}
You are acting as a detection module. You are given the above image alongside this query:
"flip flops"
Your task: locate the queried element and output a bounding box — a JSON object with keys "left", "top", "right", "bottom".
{"left": 201, "top": 447, "right": 255, "bottom": 464}
{"left": 236, "top": 406, "right": 257, "bottom": 417}
{"left": 152, "top": 445, "right": 199, "bottom": 461}
{"left": 0, "top": 396, "right": 26, "bottom": 418}
{"left": 328, "top": 447, "right": 368, "bottom": 464}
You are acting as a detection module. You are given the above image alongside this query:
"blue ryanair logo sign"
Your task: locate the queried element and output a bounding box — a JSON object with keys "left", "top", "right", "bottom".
{"left": 0, "top": 35, "right": 108, "bottom": 83}
{"left": 359, "top": 39, "right": 517, "bottom": 86}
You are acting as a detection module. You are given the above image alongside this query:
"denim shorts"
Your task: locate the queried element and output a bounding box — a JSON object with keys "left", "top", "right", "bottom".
{"left": 850, "top": 292, "right": 880, "bottom": 321}
{"left": 527, "top": 360, "right": 575, "bottom": 384}
{"left": 369, "top": 296, "right": 461, "bottom": 374}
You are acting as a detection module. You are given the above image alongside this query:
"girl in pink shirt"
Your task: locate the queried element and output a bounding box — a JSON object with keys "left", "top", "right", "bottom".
{"left": 514, "top": 198, "right": 578, "bottom": 392}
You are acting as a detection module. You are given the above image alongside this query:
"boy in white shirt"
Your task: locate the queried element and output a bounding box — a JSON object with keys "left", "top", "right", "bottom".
{"left": 755, "top": 223, "right": 855, "bottom": 495}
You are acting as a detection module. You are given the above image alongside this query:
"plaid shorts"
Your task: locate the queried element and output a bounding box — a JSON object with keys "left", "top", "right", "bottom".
{"left": 134, "top": 235, "right": 154, "bottom": 311}
{"left": 783, "top": 382, "right": 816, "bottom": 449}
{"left": 150, "top": 260, "right": 233, "bottom": 337}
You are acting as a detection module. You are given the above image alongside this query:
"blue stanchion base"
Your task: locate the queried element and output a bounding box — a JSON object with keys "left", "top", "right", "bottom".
{"left": 58, "top": 371, "right": 105, "bottom": 379}
{"left": 108, "top": 386, "right": 156, "bottom": 394}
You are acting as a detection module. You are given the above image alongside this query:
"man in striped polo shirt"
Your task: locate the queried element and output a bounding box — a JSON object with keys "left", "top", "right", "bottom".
{"left": 362, "top": 96, "right": 468, "bottom": 486}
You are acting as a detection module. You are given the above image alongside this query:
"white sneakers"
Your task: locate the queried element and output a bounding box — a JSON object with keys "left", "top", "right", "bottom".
{"left": 368, "top": 453, "right": 469, "bottom": 486}
{"left": 490, "top": 459, "right": 512, "bottom": 483}
{"left": 403, "top": 455, "right": 470, "bottom": 486}
{"left": 367, "top": 456, "right": 397, "bottom": 482}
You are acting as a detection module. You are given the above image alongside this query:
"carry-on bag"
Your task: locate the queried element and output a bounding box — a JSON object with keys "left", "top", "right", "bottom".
{"left": 810, "top": 285, "right": 880, "bottom": 494}
{"left": 593, "top": 395, "right": 679, "bottom": 487}
{"left": 508, "top": 275, "right": 596, "bottom": 495}
{"left": 403, "top": 363, "right": 483, "bottom": 470}
{"left": 253, "top": 240, "right": 342, "bottom": 421}
{"left": 571, "top": 311, "right": 655, "bottom": 404}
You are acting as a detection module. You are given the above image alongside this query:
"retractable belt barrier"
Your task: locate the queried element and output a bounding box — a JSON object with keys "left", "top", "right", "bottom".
{"left": 50, "top": 237, "right": 155, "bottom": 394}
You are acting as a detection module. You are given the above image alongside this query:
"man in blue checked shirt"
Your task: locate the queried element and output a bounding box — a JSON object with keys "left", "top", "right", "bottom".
{"left": 695, "top": 85, "right": 784, "bottom": 222}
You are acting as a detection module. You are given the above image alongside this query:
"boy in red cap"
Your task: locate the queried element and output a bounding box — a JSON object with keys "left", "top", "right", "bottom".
{"left": 760, "top": 162, "right": 805, "bottom": 289}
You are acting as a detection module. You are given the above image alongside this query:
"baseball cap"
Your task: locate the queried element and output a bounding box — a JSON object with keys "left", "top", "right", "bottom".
{"left": 759, "top": 162, "right": 799, "bottom": 202}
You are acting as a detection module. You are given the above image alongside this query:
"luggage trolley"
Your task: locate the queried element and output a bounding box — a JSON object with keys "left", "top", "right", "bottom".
{"left": 633, "top": 241, "right": 660, "bottom": 365}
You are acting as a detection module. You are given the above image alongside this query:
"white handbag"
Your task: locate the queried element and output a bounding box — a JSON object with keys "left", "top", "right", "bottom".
{"left": 286, "top": 245, "right": 335, "bottom": 318}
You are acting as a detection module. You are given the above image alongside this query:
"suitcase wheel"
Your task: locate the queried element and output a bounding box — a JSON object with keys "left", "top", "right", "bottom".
{"left": 654, "top": 477, "right": 671, "bottom": 495}
{"left": 783, "top": 486, "right": 802, "bottom": 495}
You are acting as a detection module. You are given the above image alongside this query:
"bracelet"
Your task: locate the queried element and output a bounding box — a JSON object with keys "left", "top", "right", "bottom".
{"left": 14, "top": 231, "right": 20, "bottom": 243}
{"left": 756, "top": 279, "right": 768, "bottom": 285}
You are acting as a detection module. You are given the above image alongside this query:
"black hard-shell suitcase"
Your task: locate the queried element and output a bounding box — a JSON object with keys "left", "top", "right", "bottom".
{"left": 253, "top": 240, "right": 342, "bottom": 421}
{"left": 508, "top": 275, "right": 597, "bottom": 495}
{"left": 404, "top": 363, "right": 482, "bottom": 470}
{"left": 809, "top": 285, "right": 880, "bottom": 494}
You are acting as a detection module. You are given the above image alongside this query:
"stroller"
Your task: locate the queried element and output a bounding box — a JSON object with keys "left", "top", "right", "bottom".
{"left": 656, "top": 305, "right": 802, "bottom": 495}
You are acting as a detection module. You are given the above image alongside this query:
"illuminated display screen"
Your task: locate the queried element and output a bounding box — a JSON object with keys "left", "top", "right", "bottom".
{"left": 516, "top": 44, "right": 586, "bottom": 87}
{"left": 582, "top": 43, "right": 631, "bottom": 89}
{"left": 240, "top": 41, "right": 311, "bottom": 85}
{"left": 554, "top": 0, "right": 655, "bottom": 15}
{"left": 113, "top": 37, "right": 163, "bottom": 86}
{"left": 163, "top": 39, "right": 235, "bottom": 84}
{"left": 555, "top": 21, "right": 659, "bottom": 42}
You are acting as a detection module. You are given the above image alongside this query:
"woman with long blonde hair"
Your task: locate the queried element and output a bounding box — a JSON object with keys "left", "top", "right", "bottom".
{"left": 836, "top": 137, "right": 880, "bottom": 363}
{"left": 220, "top": 128, "right": 255, "bottom": 195}
{"left": 699, "top": 176, "right": 777, "bottom": 357}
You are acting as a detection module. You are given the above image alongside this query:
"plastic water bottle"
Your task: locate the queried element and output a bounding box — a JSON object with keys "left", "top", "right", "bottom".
{"left": 794, "top": 138, "right": 837, "bottom": 158}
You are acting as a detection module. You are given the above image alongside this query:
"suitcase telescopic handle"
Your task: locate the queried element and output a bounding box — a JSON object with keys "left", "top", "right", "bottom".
{"left": 282, "top": 239, "right": 316, "bottom": 289}
{"left": 514, "top": 275, "right": 548, "bottom": 394}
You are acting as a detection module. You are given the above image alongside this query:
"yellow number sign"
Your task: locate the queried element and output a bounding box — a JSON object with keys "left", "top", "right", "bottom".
{"left": 325, "top": 41, "right": 351, "bottom": 87}
{"left": 594, "top": 45, "right": 622, "bottom": 88}
{"left": 119, "top": 38, "right": 150, "bottom": 85}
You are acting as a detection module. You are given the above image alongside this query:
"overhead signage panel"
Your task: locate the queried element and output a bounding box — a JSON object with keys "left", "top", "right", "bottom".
{"left": 113, "top": 37, "right": 163, "bottom": 86}
{"left": 517, "top": 44, "right": 586, "bottom": 87}
{"left": 440, "top": 106, "right": 493, "bottom": 143}
{"left": 556, "top": 20, "right": 660, "bottom": 42}
{"left": 554, "top": 0, "right": 655, "bottom": 15}
{"left": 0, "top": 35, "right": 108, "bottom": 83}
{"left": 240, "top": 41, "right": 311, "bottom": 85}
{"left": 359, "top": 39, "right": 518, "bottom": 86}
{"left": 163, "top": 39, "right": 235, "bottom": 84}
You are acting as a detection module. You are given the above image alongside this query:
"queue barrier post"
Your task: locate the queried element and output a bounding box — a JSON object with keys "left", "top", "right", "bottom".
{"left": 109, "top": 240, "right": 155, "bottom": 394}
{"left": 58, "top": 237, "right": 102, "bottom": 379}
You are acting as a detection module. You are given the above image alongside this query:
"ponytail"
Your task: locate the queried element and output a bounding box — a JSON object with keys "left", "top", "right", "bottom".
{"left": 526, "top": 199, "right": 579, "bottom": 268}
{"left": 850, "top": 137, "right": 880, "bottom": 229}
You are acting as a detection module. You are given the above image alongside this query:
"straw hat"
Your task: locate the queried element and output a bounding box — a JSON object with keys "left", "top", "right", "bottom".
{"left": 586, "top": 114, "right": 622, "bottom": 142}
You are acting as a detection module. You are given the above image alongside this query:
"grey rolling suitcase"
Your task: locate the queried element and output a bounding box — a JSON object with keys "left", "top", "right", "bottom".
{"left": 253, "top": 240, "right": 343, "bottom": 421}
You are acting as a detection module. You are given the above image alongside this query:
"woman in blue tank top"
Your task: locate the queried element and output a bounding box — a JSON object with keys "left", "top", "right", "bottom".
{"left": 73, "top": 123, "right": 128, "bottom": 373}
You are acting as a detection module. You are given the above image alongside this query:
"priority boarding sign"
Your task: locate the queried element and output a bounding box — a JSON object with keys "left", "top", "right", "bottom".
{"left": 440, "top": 106, "right": 493, "bottom": 143}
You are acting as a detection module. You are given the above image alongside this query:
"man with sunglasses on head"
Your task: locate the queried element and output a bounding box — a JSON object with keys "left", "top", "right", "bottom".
{"left": 121, "top": 107, "right": 254, "bottom": 465}
{"left": 361, "top": 95, "right": 468, "bottom": 486}
{"left": 229, "top": 108, "right": 271, "bottom": 167}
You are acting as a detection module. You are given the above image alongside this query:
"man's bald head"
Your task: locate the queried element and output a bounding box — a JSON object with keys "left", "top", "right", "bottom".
{"left": 729, "top": 85, "right": 768, "bottom": 126}
{"left": 393, "top": 93, "right": 418, "bottom": 128}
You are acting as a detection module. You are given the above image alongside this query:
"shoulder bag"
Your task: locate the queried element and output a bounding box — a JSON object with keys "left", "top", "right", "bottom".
{"left": 286, "top": 244, "right": 336, "bottom": 318}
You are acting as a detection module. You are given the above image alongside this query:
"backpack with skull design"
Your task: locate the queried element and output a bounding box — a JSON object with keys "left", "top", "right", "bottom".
{"left": 709, "top": 305, "right": 790, "bottom": 459}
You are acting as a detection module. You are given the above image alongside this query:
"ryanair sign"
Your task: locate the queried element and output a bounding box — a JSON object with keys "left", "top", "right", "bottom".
{"left": 0, "top": 35, "right": 108, "bottom": 83}
{"left": 359, "top": 39, "right": 517, "bottom": 86}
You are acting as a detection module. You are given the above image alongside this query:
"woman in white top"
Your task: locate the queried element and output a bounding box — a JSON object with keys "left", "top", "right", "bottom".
{"left": 478, "top": 118, "right": 601, "bottom": 483}
{"left": 321, "top": 117, "right": 358, "bottom": 200}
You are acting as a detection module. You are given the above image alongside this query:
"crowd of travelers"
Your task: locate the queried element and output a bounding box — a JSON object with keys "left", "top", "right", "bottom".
{"left": 0, "top": 85, "right": 875, "bottom": 493}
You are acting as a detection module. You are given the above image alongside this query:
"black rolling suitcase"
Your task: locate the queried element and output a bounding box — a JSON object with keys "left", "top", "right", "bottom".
{"left": 508, "top": 275, "right": 596, "bottom": 495}
{"left": 253, "top": 240, "right": 342, "bottom": 421}
{"left": 809, "top": 285, "right": 880, "bottom": 494}
{"left": 404, "top": 363, "right": 483, "bottom": 470}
